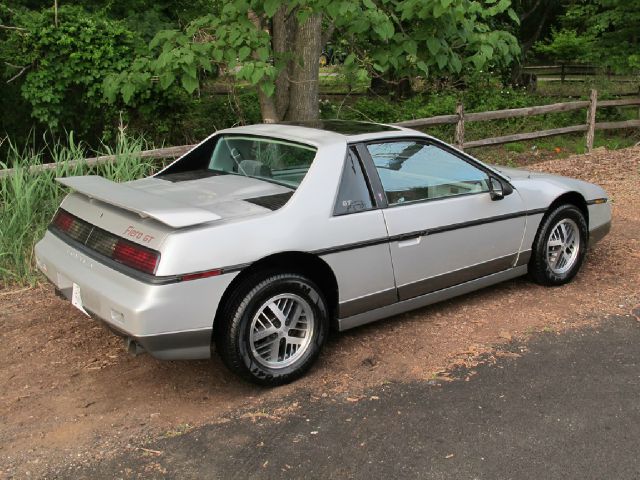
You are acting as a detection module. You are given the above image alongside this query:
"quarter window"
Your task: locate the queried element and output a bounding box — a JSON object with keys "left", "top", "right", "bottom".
{"left": 333, "top": 149, "right": 374, "bottom": 215}
{"left": 366, "top": 141, "right": 489, "bottom": 205}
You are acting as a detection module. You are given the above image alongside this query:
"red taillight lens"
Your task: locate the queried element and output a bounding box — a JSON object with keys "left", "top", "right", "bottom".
{"left": 52, "top": 210, "right": 75, "bottom": 232}
{"left": 113, "top": 239, "right": 159, "bottom": 275}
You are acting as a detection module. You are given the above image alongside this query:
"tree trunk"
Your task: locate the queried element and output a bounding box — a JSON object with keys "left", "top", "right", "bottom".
{"left": 509, "top": 1, "right": 557, "bottom": 86}
{"left": 251, "top": 10, "right": 322, "bottom": 123}
{"left": 284, "top": 13, "right": 322, "bottom": 121}
{"left": 272, "top": 6, "right": 297, "bottom": 119}
{"left": 248, "top": 10, "right": 279, "bottom": 123}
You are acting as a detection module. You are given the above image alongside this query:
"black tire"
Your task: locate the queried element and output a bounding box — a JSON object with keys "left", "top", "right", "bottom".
{"left": 529, "top": 204, "right": 588, "bottom": 286}
{"left": 215, "top": 272, "right": 329, "bottom": 386}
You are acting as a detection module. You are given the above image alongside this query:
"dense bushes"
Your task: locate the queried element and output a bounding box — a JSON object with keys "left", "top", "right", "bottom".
{"left": 1, "top": 7, "right": 134, "bottom": 140}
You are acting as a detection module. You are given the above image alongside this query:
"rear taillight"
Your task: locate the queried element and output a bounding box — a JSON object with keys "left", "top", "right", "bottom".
{"left": 113, "top": 239, "right": 159, "bottom": 275}
{"left": 52, "top": 210, "right": 75, "bottom": 232}
{"left": 51, "top": 209, "right": 160, "bottom": 276}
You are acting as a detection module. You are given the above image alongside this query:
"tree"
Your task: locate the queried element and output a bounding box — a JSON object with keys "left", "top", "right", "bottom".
{"left": 0, "top": 0, "right": 218, "bottom": 143}
{"left": 534, "top": 29, "right": 593, "bottom": 66}
{"left": 500, "top": 0, "right": 564, "bottom": 84}
{"left": 105, "top": 0, "right": 521, "bottom": 123}
{"left": 539, "top": 0, "right": 640, "bottom": 72}
{"left": 0, "top": 5, "right": 135, "bottom": 137}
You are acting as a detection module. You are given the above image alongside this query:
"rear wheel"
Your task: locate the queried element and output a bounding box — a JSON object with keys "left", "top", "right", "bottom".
{"left": 215, "top": 272, "right": 329, "bottom": 386}
{"left": 529, "top": 204, "right": 588, "bottom": 286}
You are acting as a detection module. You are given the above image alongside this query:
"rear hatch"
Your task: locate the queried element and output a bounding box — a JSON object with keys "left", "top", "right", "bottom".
{"left": 51, "top": 174, "right": 294, "bottom": 275}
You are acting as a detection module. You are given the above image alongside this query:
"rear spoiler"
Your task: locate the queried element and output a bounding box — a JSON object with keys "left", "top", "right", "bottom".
{"left": 56, "top": 176, "right": 221, "bottom": 228}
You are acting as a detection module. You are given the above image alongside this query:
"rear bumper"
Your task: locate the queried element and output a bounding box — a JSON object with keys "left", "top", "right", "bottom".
{"left": 35, "top": 231, "right": 238, "bottom": 360}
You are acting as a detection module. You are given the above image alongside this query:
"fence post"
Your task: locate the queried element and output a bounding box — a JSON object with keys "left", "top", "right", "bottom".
{"left": 585, "top": 89, "right": 598, "bottom": 153}
{"left": 561, "top": 63, "right": 566, "bottom": 83}
{"left": 454, "top": 102, "right": 465, "bottom": 150}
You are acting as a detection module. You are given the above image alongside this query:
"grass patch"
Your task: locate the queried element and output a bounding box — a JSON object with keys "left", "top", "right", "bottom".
{"left": 505, "top": 142, "right": 526, "bottom": 153}
{"left": 536, "top": 77, "right": 640, "bottom": 98}
{"left": 0, "top": 131, "right": 157, "bottom": 286}
{"left": 472, "top": 131, "right": 639, "bottom": 167}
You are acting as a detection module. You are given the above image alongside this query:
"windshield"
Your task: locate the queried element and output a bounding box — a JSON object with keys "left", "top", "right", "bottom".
{"left": 208, "top": 136, "right": 317, "bottom": 188}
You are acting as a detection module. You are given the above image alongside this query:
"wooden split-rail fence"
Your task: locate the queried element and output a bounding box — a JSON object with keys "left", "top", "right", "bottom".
{"left": 1, "top": 89, "right": 639, "bottom": 179}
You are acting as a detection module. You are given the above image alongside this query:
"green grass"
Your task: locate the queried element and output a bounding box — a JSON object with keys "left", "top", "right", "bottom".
{"left": 0, "top": 131, "right": 157, "bottom": 286}
{"left": 536, "top": 77, "right": 640, "bottom": 97}
{"left": 472, "top": 131, "right": 639, "bottom": 167}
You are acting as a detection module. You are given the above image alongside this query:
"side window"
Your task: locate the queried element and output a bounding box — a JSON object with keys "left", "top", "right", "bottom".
{"left": 366, "top": 141, "right": 489, "bottom": 205}
{"left": 333, "top": 149, "right": 375, "bottom": 215}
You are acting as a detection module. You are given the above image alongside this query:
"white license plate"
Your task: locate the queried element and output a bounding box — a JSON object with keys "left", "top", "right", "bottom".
{"left": 71, "top": 283, "right": 90, "bottom": 316}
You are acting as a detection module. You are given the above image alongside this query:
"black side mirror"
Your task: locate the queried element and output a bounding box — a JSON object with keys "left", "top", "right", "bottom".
{"left": 489, "top": 176, "right": 513, "bottom": 201}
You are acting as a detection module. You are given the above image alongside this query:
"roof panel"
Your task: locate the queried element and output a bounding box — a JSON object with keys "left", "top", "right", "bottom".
{"left": 279, "top": 120, "right": 400, "bottom": 135}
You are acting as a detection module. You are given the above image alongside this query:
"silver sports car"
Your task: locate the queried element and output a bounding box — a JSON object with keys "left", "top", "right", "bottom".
{"left": 35, "top": 121, "right": 611, "bottom": 385}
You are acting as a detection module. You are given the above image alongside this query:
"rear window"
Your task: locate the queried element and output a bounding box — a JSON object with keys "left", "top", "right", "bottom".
{"left": 157, "top": 135, "right": 317, "bottom": 189}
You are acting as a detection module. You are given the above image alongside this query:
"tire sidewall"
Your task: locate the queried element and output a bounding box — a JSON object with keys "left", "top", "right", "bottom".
{"left": 532, "top": 205, "right": 588, "bottom": 285}
{"left": 234, "top": 274, "right": 328, "bottom": 385}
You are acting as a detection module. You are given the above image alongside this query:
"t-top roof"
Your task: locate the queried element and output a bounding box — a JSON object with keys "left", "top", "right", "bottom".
{"left": 278, "top": 120, "right": 400, "bottom": 135}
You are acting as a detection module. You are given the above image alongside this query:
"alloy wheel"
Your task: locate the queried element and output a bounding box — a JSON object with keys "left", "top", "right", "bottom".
{"left": 249, "top": 293, "right": 315, "bottom": 369}
{"left": 546, "top": 218, "right": 581, "bottom": 275}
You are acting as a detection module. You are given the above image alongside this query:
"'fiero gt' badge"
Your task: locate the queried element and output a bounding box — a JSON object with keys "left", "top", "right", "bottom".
{"left": 123, "top": 226, "right": 155, "bottom": 244}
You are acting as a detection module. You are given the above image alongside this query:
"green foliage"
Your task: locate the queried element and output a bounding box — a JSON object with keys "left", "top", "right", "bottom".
{"left": 103, "top": 27, "right": 220, "bottom": 105}
{"left": 534, "top": 29, "right": 593, "bottom": 65}
{"left": 109, "top": 0, "right": 520, "bottom": 113}
{"left": 0, "top": 131, "right": 155, "bottom": 285}
{"left": 0, "top": 6, "right": 134, "bottom": 133}
{"left": 103, "top": 6, "right": 273, "bottom": 105}
{"left": 362, "top": 0, "right": 521, "bottom": 79}
{"left": 542, "top": 1, "right": 640, "bottom": 72}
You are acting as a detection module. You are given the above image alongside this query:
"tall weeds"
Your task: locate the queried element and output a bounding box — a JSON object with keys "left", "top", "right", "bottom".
{"left": 0, "top": 131, "right": 156, "bottom": 286}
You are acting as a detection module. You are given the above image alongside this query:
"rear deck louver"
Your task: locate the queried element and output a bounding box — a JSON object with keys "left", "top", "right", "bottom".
{"left": 244, "top": 192, "right": 293, "bottom": 211}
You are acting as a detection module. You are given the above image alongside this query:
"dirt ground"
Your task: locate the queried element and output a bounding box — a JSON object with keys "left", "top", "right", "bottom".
{"left": 1, "top": 146, "right": 639, "bottom": 478}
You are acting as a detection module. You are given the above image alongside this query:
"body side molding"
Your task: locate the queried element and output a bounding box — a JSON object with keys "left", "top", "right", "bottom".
{"left": 338, "top": 266, "right": 528, "bottom": 331}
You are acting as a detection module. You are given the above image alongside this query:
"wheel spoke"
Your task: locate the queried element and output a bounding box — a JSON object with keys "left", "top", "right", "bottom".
{"left": 288, "top": 302, "right": 303, "bottom": 327}
{"left": 286, "top": 335, "right": 305, "bottom": 346}
{"left": 267, "top": 302, "right": 288, "bottom": 326}
{"left": 548, "top": 238, "right": 563, "bottom": 247}
{"left": 558, "top": 223, "right": 567, "bottom": 243}
{"left": 554, "top": 250, "right": 564, "bottom": 268}
{"left": 269, "top": 339, "right": 281, "bottom": 362}
{"left": 253, "top": 325, "right": 278, "bottom": 342}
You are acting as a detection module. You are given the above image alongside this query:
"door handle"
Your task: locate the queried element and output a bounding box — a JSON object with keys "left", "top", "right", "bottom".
{"left": 397, "top": 236, "right": 421, "bottom": 248}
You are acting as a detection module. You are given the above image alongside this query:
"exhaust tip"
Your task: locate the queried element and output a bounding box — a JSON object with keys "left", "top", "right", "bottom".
{"left": 125, "top": 337, "right": 145, "bottom": 356}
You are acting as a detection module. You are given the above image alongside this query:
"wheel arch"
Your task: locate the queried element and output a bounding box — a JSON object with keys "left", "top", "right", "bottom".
{"left": 546, "top": 191, "right": 589, "bottom": 227}
{"left": 213, "top": 251, "right": 339, "bottom": 333}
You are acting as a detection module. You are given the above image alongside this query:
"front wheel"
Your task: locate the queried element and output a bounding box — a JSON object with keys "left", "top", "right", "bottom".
{"left": 529, "top": 204, "right": 588, "bottom": 286}
{"left": 215, "top": 272, "right": 329, "bottom": 386}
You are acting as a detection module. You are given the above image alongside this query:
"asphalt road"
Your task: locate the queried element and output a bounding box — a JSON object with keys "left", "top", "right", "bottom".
{"left": 64, "top": 314, "right": 640, "bottom": 480}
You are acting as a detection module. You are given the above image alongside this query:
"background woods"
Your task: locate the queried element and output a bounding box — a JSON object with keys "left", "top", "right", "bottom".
{"left": 0, "top": 0, "right": 637, "bottom": 159}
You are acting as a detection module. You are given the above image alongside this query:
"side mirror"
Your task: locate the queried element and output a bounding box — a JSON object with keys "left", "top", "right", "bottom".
{"left": 489, "top": 176, "right": 513, "bottom": 201}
